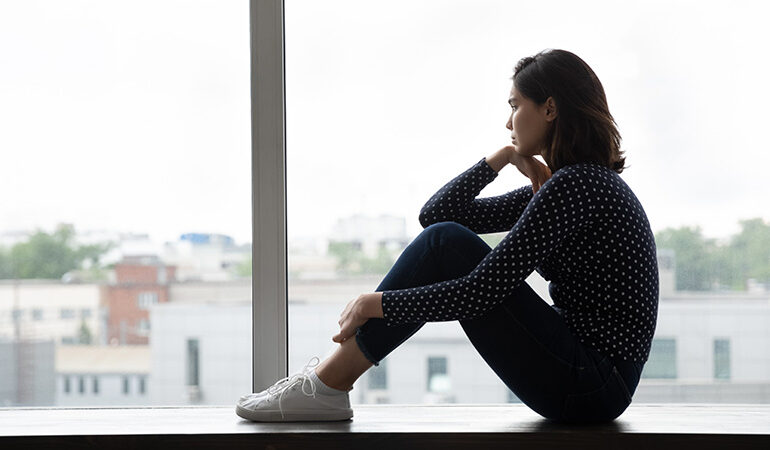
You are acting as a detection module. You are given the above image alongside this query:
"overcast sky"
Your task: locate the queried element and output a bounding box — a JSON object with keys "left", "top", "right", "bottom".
{"left": 1, "top": 0, "right": 768, "bottom": 246}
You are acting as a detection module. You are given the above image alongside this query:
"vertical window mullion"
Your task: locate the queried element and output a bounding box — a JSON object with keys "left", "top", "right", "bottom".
{"left": 250, "top": 0, "right": 288, "bottom": 393}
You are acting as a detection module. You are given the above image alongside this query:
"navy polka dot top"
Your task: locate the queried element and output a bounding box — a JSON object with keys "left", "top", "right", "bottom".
{"left": 380, "top": 156, "right": 659, "bottom": 363}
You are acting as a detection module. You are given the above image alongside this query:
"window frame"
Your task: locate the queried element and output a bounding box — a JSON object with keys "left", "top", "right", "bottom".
{"left": 250, "top": 0, "right": 289, "bottom": 392}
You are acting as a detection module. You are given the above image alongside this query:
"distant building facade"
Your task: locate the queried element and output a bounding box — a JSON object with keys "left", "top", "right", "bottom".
{"left": 101, "top": 256, "right": 176, "bottom": 346}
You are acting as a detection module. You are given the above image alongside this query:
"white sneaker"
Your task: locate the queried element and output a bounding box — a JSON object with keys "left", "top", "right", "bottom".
{"left": 235, "top": 356, "right": 354, "bottom": 422}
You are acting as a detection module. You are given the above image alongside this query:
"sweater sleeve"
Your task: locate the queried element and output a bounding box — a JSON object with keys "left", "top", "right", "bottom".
{"left": 418, "top": 157, "right": 534, "bottom": 234}
{"left": 381, "top": 166, "right": 594, "bottom": 326}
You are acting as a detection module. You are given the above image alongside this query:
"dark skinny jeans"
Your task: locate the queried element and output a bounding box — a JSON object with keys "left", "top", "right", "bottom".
{"left": 355, "top": 221, "right": 644, "bottom": 424}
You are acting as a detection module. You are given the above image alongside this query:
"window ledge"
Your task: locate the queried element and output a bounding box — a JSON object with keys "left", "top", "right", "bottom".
{"left": 1, "top": 403, "right": 768, "bottom": 449}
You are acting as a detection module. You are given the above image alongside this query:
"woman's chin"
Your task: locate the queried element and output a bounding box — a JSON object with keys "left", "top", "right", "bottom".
{"left": 515, "top": 147, "right": 536, "bottom": 158}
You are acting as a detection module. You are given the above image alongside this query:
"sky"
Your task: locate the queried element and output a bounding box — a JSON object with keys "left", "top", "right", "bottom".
{"left": 1, "top": 0, "right": 769, "bottom": 246}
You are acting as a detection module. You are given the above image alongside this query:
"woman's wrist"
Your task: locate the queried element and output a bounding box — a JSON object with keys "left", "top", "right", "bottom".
{"left": 484, "top": 147, "right": 511, "bottom": 173}
{"left": 365, "top": 292, "right": 384, "bottom": 319}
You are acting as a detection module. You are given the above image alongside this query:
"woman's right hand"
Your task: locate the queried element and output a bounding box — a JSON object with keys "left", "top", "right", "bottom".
{"left": 505, "top": 145, "right": 552, "bottom": 194}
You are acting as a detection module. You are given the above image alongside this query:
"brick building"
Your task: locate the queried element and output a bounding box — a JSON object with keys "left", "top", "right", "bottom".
{"left": 101, "top": 256, "right": 176, "bottom": 345}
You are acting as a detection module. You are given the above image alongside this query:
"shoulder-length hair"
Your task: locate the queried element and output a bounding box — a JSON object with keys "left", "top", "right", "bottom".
{"left": 512, "top": 49, "right": 627, "bottom": 174}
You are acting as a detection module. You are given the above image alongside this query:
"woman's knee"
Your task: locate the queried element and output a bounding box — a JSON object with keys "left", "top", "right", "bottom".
{"left": 423, "top": 221, "right": 472, "bottom": 239}
{"left": 423, "top": 221, "right": 489, "bottom": 251}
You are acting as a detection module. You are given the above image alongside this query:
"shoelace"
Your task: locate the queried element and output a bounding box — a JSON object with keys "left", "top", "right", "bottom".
{"left": 241, "top": 356, "right": 321, "bottom": 419}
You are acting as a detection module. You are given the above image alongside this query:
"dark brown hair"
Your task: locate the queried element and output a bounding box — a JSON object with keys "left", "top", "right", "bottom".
{"left": 511, "top": 49, "right": 627, "bottom": 174}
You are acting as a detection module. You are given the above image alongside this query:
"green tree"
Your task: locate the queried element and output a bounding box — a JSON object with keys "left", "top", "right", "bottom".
{"left": 720, "top": 218, "right": 770, "bottom": 289}
{"left": 4, "top": 223, "right": 113, "bottom": 280}
{"left": 358, "top": 245, "right": 397, "bottom": 274}
{"left": 328, "top": 241, "right": 360, "bottom": 275}
{"left": 654, "top": 225, "right": 720, "bottom": 291}
{"left": 235, "top": 256, "right": 252, "bottom": 277}
{"left": 328, "top": 241, "right": 398, "bottom": 276}
{"left": 78, "top": 319, "right": 93, "bottom": 345}
{"left": 0, "top": 247, "right": 12, "bottom": 278}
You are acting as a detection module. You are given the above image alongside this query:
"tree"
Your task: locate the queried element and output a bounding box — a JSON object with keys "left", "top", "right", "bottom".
{"left": 0, "top": 248, "right": 11, "bottom": 279}
{"left": 720, "top": 218, "right": 770, "bottom": 289}
{"left": 654, "top": 225, "right": 720, "bottom": 291}
{"left": 78, "top": 319, "right": 93, "bottom": 345}
{"left": 235, "top": 256, "right": 252, "bottom": 278}
{"left": 3, "top": 223, "right": 113, "bottom": 280}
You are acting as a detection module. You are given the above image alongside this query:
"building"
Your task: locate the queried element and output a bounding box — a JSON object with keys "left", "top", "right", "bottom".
{"left": 0, "top": 281, "right": 101, "bottom": 345}
{"left": 101, "top": 256, "right": 176, "bottom": 346}
{"left": 162, "top": 233, "right": 250, "bottom": 282}
{"left": 55, "top": 344, "right": 150, "bottom": 407}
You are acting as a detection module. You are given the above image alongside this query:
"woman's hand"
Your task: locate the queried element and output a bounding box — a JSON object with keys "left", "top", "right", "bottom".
{"left": 506, "top": 145, "right": 552, "bottom": 194}
{"left": 332, "top": 294, "right": 373, "bottom": 343}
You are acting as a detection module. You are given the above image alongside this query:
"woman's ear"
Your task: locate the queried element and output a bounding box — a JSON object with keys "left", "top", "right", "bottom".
{"left": 544, "top": 96, "right": 558, "bottom": 122}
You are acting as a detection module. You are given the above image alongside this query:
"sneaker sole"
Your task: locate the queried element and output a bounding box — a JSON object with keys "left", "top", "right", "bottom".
{"left": 235, "top": 404, "right": 353, "bottom": 422}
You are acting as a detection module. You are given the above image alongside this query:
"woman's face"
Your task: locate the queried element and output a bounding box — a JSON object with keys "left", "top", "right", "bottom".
{"left": 506, "top": 85, "right": 557, "bottom": 158}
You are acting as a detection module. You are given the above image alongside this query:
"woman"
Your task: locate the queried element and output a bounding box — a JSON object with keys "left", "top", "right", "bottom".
{"left": 236, "top": 48, "right": 658, "bottom": 424}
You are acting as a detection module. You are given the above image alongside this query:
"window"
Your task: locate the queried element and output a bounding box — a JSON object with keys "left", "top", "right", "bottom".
{"left": 0, "top": 0, "right": 248, "bottom": 407}
{"left": 427, "top": 357, "right": 450, "bottom": 393}
{"left": 93, "top": 376, "right": 99, "bottom": 394}
{"left": 281, "top": 0, "right": 770, "bottom": 406}
{"left": 63, "top": 376, "right": 70, "bottom": 394}
{"left": 137, "top": 292, "right": 159, "bottom": 310}
{"left": 139, "top": 376, "right": 147, "bottom": 395}
{"left": 714, "top": 338, "right": 731, "bottom": 380}
{"left": 122, "top": 376, "right": 130, "bottom": 395}
{"left": 367, "top": 358, "right": 387, "bottom": 390}
{"left": 1, "top": 0, "right": 769, "bottom": 410}
{"left": 78, "top": 376, "right": 85, "bottom": 394}
{"left": 641, "top": 338, "right": 677, "bottom": 379}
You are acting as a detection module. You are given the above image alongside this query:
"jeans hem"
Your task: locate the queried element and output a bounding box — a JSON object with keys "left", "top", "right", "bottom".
{"left": 355, "top": 328, "right": 380, "bottom": 367}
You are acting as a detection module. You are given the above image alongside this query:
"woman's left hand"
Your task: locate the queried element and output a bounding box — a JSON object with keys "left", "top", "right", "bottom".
{"left": 332, "top": 294, "right": 373, "bottom": 343}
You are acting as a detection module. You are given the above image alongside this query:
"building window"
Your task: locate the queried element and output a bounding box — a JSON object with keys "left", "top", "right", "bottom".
{"left": 367, "top": 358, "right": 387, "bottom": 390}
{"left": 80, "top": 308, "right": 92, "bottom": 319}
{"left": 139, "top": 376, "right": 147, "bottom": 395}
{"left": 60, "top": 308, "right": 76, "bottom": 319}
{"left": 186, "top": 338, "right": 200, "bottom": 387}
{"left": 32, "top": 308, "right": 44, "bottom": 321}
{"left": 93, "top": 376, "right": 99, "bottom": 394}
{"left": 11, "top": 309, "right": 22, "bottom": 320}
{"left": 64, "top": 376, "right": 70, "bottom": 394}
{"left": 427, "top": 356, "right": 450, "bottom": 392}
{"left": 138, "top": 292, "right": 159, "bottom": 310}
{"left": 714, "top": 338, "right": 731, "bottom": 380}
{"left": 78, "top": 376, "right": 85, "bottom": 394}
{"left": 123, "top": 376, "right": 130, "bottom": 395}
{"left": 641, "top": 338, "right": 677, "bottom": 379}
{"left": 138, "top": 319, "right": 151, "bottom": 334}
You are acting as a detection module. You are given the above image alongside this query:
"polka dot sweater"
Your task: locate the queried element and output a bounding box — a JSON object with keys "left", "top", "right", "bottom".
{"left": 380, "top": 156, "right": 659, "bottom": 362}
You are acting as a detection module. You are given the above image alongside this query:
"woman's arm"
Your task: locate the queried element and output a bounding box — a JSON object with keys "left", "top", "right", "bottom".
{"left": 418, "top": 149, "right": 533, "bottom": 234}
{"left": 382, "top": 166, "right": 596, "bottom": 327}
{"left": 484, "top": 146, "right": 511, "bottom": 173}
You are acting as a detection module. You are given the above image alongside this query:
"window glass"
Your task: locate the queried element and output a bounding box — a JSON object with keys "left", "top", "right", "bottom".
{"left": 0, "top": 0, "right": 249, "bottom": 407}
{"left": 641, "top": 338, "right": 677, "bottom": 379}
{"left": 286, "top": 0, "right": 770, "bottom": 405}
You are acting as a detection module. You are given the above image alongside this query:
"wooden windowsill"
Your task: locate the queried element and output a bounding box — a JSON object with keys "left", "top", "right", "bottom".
{"left": 1, "top": 403, "right": 769, "bottom": 449}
